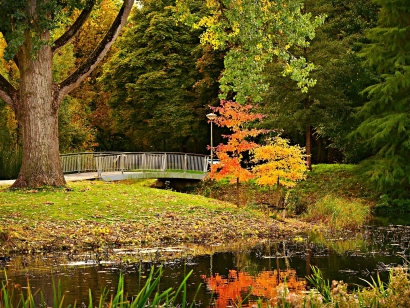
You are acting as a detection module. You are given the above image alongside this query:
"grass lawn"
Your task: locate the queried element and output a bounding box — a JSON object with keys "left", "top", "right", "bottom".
{"left": 0, "top": 179, "right": 312, "bottom": 254}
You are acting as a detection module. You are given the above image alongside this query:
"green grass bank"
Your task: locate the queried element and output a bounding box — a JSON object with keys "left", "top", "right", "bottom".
{"left": 195, "top": 164, "right": 378, "bottom": 230}
{"left": 0, "top": 179, "right": 312, "bottom": 254}
{"left": 0, "top": 164, "right": 379, "bottom": 254}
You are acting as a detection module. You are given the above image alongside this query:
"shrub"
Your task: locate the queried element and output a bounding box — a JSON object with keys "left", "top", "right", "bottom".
{"left": 303, "top": 194, "right": 370, "bottom": 231}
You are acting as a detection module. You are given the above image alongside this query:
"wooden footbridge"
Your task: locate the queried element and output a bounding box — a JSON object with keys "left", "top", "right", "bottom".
{"left": 60, "top": 152, "right": 210, "bottom": 182}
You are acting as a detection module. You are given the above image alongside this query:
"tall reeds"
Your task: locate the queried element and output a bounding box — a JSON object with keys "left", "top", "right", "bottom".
{"left": 0, "top": 266, "right": 199, "bottom": 308}
{"left": 304, "top": 194, "right": 370, "bottom": 231}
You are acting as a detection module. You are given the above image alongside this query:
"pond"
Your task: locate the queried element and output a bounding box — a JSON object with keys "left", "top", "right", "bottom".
{"left": 1, "top": 213, "right": 410, "bottom": 307}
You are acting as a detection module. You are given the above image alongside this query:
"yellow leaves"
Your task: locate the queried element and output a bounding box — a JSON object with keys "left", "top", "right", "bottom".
{"left": 231, "top": 21, "right": 240, "bottom": 37}
{"left": 284, "top": 63, "right": 292, "bottom": 74}
{"left": 205, "top": 0, "right": 219, "bottom": 9}
{"left": 208, "top": 101, "right": 306, "bottom": 204}
{"left": 252, "top": 136, "right": 308, "bottom": 189}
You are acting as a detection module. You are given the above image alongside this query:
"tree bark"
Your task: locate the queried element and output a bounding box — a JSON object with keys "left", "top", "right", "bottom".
{"left": 12, "top": 30, "right": 65, "bottom": 188}
{"left": 0, "top": 0, "right": 134, "bottom": 188}
{"left": 306, "top": 124, "right": 312, "bottom": 171}
{"left": 236, "top": 177, "right": 240, "bottom": 207}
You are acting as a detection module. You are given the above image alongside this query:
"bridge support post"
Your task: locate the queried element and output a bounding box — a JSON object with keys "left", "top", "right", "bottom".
{"left": 203, "top": 156, "right": 208, "bottom": 173}
{"left": 161, "top": 153, "right": 167, "bottom": 172}
{"left": 96, "top": 156, "right": 102, "bottom": 179}
{"left": 77, "top": 154, "right": 81, "bottom": 173}
{"left": 120, "top": 154, "right": 126, "bottom": 174}
{"left": 142, "top": 153, "right": 146, "bottom": 172}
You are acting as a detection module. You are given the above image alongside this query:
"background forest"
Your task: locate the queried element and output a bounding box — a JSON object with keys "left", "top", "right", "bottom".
{"left": 0, "top": 0, "right": 409, "bottom": 198}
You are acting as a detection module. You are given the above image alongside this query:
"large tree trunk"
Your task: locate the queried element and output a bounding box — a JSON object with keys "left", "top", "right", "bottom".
{"left": 0, "top": 0, "right": 133, "bottom": 188}
{"left": 12, "top": 31, "right": 65, "bottom": 188}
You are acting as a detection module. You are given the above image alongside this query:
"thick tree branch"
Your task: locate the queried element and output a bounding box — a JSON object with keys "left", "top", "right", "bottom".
{"left": 55, "top": 0, "right": 134, "bottom": 106}
{"left": 52, "top": 0, "right": 96, "bottom": 54}
{"left": 0, "top": 73, "right": 18, "bottom": 112}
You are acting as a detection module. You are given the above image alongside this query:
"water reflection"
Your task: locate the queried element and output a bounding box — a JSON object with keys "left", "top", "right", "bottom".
{"left": 1, "top": 222, "right": 409, "bottom": 306}
{"left": 202, "top": 269, "right": 306, "bottom": 307}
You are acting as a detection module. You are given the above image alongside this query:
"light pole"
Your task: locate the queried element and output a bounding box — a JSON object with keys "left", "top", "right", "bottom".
{"left": 206, "top": 112, "right": 217, "bottom": 167}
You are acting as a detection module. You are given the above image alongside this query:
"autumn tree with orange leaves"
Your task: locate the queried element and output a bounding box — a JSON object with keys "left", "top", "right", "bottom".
{"left": 208, "top": 101, "right": 308, "bottom": 208}
{"left": 208, "top": 100, "right": 266, "bottom": 206}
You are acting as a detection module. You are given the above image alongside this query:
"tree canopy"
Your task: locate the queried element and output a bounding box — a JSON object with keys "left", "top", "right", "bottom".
{"left": 175, "top": 0, "right": 325, "bottom": 104}
{"left": 100, "top": 0, "right": 214, "bottom": 152}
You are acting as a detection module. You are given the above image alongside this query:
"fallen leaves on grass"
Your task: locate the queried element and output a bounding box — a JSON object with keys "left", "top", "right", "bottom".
{"left": 0, "top": 180, "right": 315, "bottom": 254}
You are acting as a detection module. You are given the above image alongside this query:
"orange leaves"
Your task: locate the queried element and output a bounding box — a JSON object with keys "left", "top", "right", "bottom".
{"left": 208, "top": 100, "right": 307, "bottom": 207}
{"left": 210, "top": 156, "right": 254, "bottom": 183}
{"left": 252, "top": 136, "right": 308, "bottom": 188}
{"left": 208, "top": 100, "right": 266, "bottom": 184}
{"left": 202, "top": 269, "right": 307, "bottom": 307}
{"left": 212, "top": 101, "right": 264, "bottom": 131}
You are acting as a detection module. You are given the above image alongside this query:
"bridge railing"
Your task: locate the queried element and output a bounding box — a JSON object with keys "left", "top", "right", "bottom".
{"left": 60, "top": 152, "right": 209, "bottom": 177}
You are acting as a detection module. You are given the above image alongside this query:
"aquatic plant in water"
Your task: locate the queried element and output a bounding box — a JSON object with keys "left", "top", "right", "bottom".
{"left": 0, "top": 266, "right": 199, "bottom": 308}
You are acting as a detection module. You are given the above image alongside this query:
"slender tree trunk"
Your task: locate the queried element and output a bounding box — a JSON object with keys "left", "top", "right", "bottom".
{"left": 236, "top": 177, "right": 240, "bottom": 207}
{"left": 305, "top": 124, "right": 312, "bottom": 171}
{"left": 12, "top": 31, "right": 65, "bottom": 188}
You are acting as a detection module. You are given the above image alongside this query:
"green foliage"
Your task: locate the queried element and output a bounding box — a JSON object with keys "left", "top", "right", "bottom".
{"left": 0, "top": 0, "right": 92, "bottom": 60}
{"left": 259, "top": 0, "right": 378, "bottom": 164}
{"left": 0, "top": 101, "right": 21, "bottom": 180}
{"left": 0, "top": 147, "right": 22, "bottom": 180}
{"left": 58, "top": 96, "right": 97, "bottom": 153}
{"left": 374, "top": 194, "right": 410, "bottom": 212}
{"left": 100, "top": 0, "right": 218, "bottom": 152}
{"left": 354, "top": 0, "right": 410, "bottom": 194}
{"left": 176, "top": 0, "right": 325, "bottom": 104}
{"left": 306, "top": 266, "right": 332, "bottom": 304}
{"left": 0, "top": 0, "right": 87, "bottom": 60}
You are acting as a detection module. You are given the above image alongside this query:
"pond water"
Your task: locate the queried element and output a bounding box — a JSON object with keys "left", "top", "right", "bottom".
{"left": 1, "top": 213, "right": 410, "bottom": 307}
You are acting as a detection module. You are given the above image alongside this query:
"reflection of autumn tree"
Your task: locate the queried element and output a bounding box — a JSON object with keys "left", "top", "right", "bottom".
{"left": 202, "top": 269, "right": 306, "bottom": 307}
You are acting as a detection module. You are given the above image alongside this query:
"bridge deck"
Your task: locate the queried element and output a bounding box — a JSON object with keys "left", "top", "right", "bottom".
{"left": 0, "top": 152, "right": 210, "bottom": 185}
{"left": 101, "top": 171, "right": 206, "bottom": 181}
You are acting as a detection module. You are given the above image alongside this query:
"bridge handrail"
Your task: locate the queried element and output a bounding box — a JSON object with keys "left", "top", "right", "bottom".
{"left": 60, "top": 152, "right": 210, "bottom": 177}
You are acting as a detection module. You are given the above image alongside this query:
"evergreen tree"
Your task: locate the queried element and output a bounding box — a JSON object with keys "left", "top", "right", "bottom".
{"left": 355, "top": 0, "right": 410, "bottom": 193}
